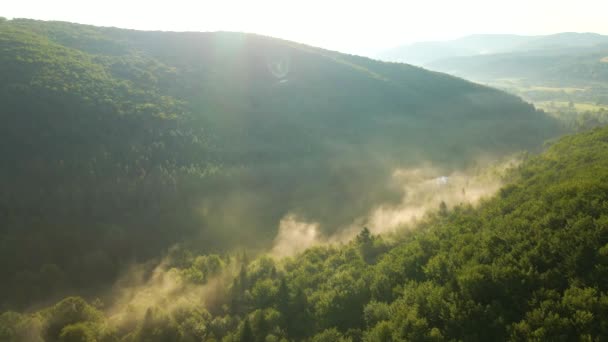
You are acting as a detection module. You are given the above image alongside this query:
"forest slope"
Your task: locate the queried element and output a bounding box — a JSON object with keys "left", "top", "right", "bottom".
{"left": 2, "top": 108, "right": 608, "bottom": 342}
{"left": 0, "top": 19, "right": 560, "bottom": 310}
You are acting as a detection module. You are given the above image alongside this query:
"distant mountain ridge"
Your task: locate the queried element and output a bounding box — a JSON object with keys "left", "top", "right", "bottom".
{"left": 379, "top": 32, "right": 608, "bottom": 66}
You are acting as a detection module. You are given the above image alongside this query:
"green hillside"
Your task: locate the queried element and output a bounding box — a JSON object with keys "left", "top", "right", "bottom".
{"left": 380, "top": 33, "right": 608, "bottom": 67}
{"left": 428, "top": 47, "right": 608, "bottom": 131}
{"left": 398, "top": 34, "right": 608, "bottom": 132}
{"left": 379, "top": 34, "right": 608, "bottom": 109}
{"left": 3, "top": 111, "right": 608, "bottom": 342}
{"left": 427, "top": 45, "right": 608, "bottom": 87}
{"left": 0, "top": 19, "right": 559, "bottom": 310}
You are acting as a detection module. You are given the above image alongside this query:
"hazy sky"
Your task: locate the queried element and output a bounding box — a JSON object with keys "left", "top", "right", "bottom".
{"left": 4, "top": 0, "right": 608, "bottom": 55}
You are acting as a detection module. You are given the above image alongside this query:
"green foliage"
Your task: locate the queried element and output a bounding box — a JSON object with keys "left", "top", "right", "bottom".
{"left": 0, "top": 20, "right": 589, "bottom": 342}
{"left": 0, "top": 18, "right": 562, "bottom": 311}
{"left": 310, "top": 328, "right": 352, "bottom": 342}
{"left": 237, "top": 318, "right": 253, "bottom": 342}
{"left": 180, "top": 253, "right": 226, "bottom": 284}
{"left": 0, "top": 311, "right": 44, "bottom": 342}
{"left": 5, "top": 124, "right": 608, "bottom": 340}
{"left": 363, "top": 301, "right": 391, "bottom": 328}
{"left": 41, "top": 297, "right": 104, "bottom": 341}
{"left": 131, "top": 307, "right": 177, "bottom": 341}
{"left": 58, "top": 323, "right": 97, "bottom": 342}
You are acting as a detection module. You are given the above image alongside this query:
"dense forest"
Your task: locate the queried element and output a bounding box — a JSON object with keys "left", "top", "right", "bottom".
{"left": 3, "top": 109, "right": 608, "bottom": 341}
{"left": 0, "top": 18, "right": 562, "bottom": 312}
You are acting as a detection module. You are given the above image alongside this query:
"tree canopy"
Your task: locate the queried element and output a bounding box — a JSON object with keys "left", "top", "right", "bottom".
{"left": 0, "top": 18, "right": 563, "bottom": 311}
{"left": 3, "top": 118, "right": 608, "bottom": 341}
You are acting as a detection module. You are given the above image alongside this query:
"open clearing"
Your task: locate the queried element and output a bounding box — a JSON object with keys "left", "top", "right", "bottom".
{"left": 529, "top": 86, "right": 585, "bottom": 93}
{"left": 535, "top": 101, "right": 606, "bottom": 112}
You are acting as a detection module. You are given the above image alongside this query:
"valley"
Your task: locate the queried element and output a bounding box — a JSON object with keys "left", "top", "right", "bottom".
{"left": 380, "top": 33, "right": 608, "bottom": 131}
{"left": 1, "top": 13, "right": 608, "bottom": 342}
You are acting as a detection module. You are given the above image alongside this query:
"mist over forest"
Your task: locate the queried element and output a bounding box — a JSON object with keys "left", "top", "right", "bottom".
{"left": 1, "top": 16, "right": 608, "bottom": 342}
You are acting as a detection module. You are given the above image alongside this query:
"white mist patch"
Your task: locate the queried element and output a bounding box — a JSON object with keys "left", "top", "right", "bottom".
{"left": 327, "top": 157, "right": 523, "bottom": 242}
{"left": 107, "top": 262, "right": 199, "bottom": 319}
{"left": 273, "top": 157, "right": 522, "bottom": 247}
{"left": 105, "top": 258, "right": 234, "bottom": 329}
{"left": 365, "top": 159, "right": 518, "bottom": 234}
{"left": 436, "top": 176, "right": 449, "bottom": 185}
{"left": 261, "top": 156, "right": 524, "bottom": 255}
{"left": 271, "top": 214, "right": 321, "bottom": 257}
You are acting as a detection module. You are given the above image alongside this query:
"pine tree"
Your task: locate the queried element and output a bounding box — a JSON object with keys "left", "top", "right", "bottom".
{"left": 239, "top": 318, "right": 254, "bottom": 342}
{"left": 276, "top": 277, "right": 290, "bottom": 327}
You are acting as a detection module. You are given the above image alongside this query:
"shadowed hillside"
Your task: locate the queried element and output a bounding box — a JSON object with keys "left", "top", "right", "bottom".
{"left": 3, "top": 107, "right": 608, "bottom": 342}
{"left": 0, "top": 19, "right": 560, "bottom": 309}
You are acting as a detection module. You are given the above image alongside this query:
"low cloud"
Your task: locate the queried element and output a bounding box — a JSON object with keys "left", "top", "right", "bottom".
{"left": 104, "top": 257, "right": 235, "bottom": 330}
{"left": 271, "top": 156, "right": 522, "bottom": 251}
{"left": 365, "top": 166, "right": 500, "bottom": 234}
{"left": 271, "top": 214, "right": 321, "bottom": 258}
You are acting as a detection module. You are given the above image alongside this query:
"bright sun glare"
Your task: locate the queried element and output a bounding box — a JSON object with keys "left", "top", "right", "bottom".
{"left": 3, "top": 0, "right": 608, "bottom": 55}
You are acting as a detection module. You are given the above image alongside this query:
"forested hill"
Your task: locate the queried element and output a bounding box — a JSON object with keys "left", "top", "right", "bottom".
{"left": 0, "top": 18, "right": 559, "bottom": 310}
{"left": 426, "top": 44, "right": 608, "bottom": 86}
{"left": 3, "top": 111, "right": 608, "bottom": 341}
{"left": 379, "top": 32, "right": 608, "bottom": 66}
